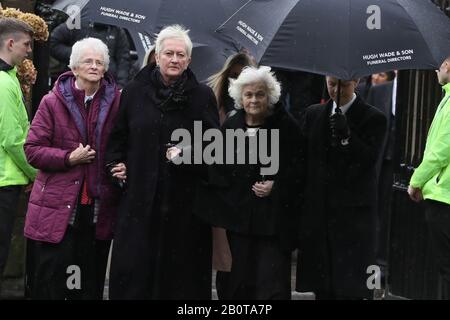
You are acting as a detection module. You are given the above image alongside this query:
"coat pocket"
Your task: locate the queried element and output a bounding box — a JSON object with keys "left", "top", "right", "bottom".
{"left": 30, "top": 173, "right": 51, "bottom": 203}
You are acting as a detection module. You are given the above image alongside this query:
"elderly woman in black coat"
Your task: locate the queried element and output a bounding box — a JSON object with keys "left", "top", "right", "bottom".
{"left": 105, "top": 24, "right": 219, "bottom": 300}
{"left": 200, "top": 66, "right": 304, "bottom": 299}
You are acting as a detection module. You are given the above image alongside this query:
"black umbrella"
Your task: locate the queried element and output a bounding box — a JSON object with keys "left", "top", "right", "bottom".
{"left": 52, "top": 0, "right": 163, "bottom": 34}
{"left": 215, "top": 0, "right": 450, "bottom": 80}
{"left": 153, "top": 0, "right": 242, "bottom": 80}
{"left": 52, "top": 0, "right": 89, "bottom": 12}
{"left": 53, "top": 0, "right": 241, "bottom": 80}
{"left": 82, "top": 0, "right": 163, "bottom": 34}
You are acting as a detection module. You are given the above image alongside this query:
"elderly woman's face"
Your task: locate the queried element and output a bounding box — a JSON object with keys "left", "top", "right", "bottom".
{"left": 73, "top": 48, "right": 106, "bottom": 84}
{"left": 156, "top": 38, "right": 191, "bottom": 84}
{"left": 241, "top": 82, "right": 269, "bottom": 117}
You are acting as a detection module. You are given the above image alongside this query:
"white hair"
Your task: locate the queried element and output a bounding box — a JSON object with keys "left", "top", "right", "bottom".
{"left": 228, "top": 66, "right": 281, "bottom": 109}
{"left": 155, "top": 24, "right": 192, "bottom": 57}
{"left": 68, "top": 37, "right": 110, "bottom": 71}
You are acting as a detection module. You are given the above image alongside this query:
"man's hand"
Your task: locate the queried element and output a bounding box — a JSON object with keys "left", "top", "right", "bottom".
{"left": 166, "top": 147, "right": 182, "bottom": 162}
{"left": 330, "top": 112, "right": 350, "bottom": 141}
{"left": 252, "top": 180, "right": 274, "bottom": 198}
{"left": 408, "top": 185, "right": 423, "bottom": 202}
{"left": 68, "top": 143, "right": 96, "bottom": 166}
{"left": 110, "top": 162, "right": 127, "bottom": 181}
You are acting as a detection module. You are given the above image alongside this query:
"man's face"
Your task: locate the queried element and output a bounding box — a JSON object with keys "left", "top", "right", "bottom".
{"left": 155, "top": 38, "right": 191, "bottom": 84}
{"left": 326, "top": 76, "right": 358, "bottom": 106}
{"left": 436, "top": 59, "right": 450, "bottom": 85}
{"left": 10, "top": 33, "right": 32, "bottom": 66}
{"left": 372, "top": 72, "right": 389, "bottom": 85}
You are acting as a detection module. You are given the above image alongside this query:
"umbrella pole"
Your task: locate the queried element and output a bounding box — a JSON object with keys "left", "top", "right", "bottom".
{"left": 336, "top": 79, "right": 341, "bottom": 113}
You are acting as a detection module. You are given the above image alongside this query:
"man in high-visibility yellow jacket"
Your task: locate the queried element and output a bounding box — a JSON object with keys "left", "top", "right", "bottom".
{"left": 408, "top": 55, "right": 450, "bottom": 299}
{"left": 0, "top": 17, "right": 36, "bottom": 291}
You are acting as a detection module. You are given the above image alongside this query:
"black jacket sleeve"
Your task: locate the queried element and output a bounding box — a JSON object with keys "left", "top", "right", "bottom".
{"left": 105, "top": 87, "right": 129, "bottom": 166}
{"left": 336, "top": 109, "right": 387, "bottom": 168}
{"left": 49, "top": 23, "right": 75, "bottom": 64}
{"left": 113, "top": 28, "right": 131, "bottom": 88}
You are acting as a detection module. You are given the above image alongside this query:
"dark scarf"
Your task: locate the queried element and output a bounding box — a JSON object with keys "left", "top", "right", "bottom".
{"left": 151, "top": 66, "right": 189, "bottom": 111}
{"left": 0, "top": 58, "right": 14, "bottom": 72}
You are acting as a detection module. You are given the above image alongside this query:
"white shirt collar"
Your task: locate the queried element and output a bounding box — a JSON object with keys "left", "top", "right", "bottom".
{"left": 74, "top": 80, "right": 96, "bottom": 104}
{"left": 331, "top": 93, "right": 357, "bottom": 115}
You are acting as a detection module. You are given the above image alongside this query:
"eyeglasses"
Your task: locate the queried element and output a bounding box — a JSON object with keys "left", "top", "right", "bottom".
{"left": 81, "top": 59, "right": 105, "bottom": 67}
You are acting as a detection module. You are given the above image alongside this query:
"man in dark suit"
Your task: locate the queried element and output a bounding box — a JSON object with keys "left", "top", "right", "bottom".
{"left": 296, "top": 76, "right": 387, "bottom": 299}
{"left": 366, "top": 79, "right": 396, "bottom": 285}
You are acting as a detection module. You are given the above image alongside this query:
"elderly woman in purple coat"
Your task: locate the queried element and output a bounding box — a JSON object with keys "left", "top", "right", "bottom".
{"left": 24, "top": 37, "right": 121, "bottom": 300}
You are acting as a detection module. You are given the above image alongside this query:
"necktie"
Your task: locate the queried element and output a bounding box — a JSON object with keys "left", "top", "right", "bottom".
{"left": 85, "top": 97, "right": 93, "bottom": 109}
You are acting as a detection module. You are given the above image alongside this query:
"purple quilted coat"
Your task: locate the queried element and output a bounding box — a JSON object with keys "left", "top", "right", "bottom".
{"left": 24, "top": 71, "right": 121, "bottom": 243}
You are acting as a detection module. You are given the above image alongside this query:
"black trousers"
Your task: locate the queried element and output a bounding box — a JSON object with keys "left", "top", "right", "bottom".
{"left": 220, "top": 231, "right": 291, "bottom": 300}
{"left": 216, "top": 270, "right": 230, "bottom": 300}
{"left": 30, "top": 203, "right": 111, "bottom": 300}
{"left": 0, "top": 186, "right": 22, "bottom": 277}
{"left": 375, "top": 159, "right": 394, "bottom": 272}
{"left": 424, "top": 200, "right": 450, "bottom": 300}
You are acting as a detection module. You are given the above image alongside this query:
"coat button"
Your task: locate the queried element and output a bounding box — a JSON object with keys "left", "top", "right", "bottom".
{"left": 67, "top": 205, "right": 71, "bottom": 209}
{"left": 74, "top": 181, "right": 79, "bottom": 185}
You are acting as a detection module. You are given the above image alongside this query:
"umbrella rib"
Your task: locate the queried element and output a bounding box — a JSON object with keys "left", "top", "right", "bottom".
{"left": 346, "top": 0, "right": 352, "bottom": 80}
{"left": 215, "top": 0, "right": 253, "bottom": 32}
{"left": 397, "top": 0, "right": 444, "bottom": 68}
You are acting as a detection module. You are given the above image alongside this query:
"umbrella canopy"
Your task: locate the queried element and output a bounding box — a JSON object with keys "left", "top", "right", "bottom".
{"left": 52, "top": 0, "right": 89, "bottom": 12}
{"left": 216, "top": 0, "right": 450, "bottom": 80}
{"left": 52, "top": 0, "right": 91, "bottom": 21}
{"left": 153, "top": 0, "right": 242, "bottom": 80}
{"left": 82, "top": 0, "right": 162, "bottom": 34}
{"left": 53, "top": 0, "right": 241, "bottom": 80}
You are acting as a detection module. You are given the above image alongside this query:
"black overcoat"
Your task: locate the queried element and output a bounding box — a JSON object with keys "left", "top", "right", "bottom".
{"left": 296, "top": 96, "right": 387, "bottom": 298}
{"left": 197, "top": 105, "right": 303, "bottom": 299}
{"left": 105, "top": 64, "right": 219, "bottom": 299}
{"left": 198, "top": 105, "right": 304, "bottom": 249}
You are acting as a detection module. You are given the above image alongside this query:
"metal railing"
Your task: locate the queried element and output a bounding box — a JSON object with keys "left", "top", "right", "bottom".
{"left": 387, "top": 0, "right": 449, "bottom": 299}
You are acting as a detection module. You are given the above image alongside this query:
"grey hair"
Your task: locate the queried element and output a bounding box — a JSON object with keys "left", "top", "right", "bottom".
{"left": 68, "top": 37, "right": 110, "bottom": 71}
{"left": 228, "top": 66, "right": 281, "bottom": 109}
{"left": 155, "top": 24, "right": 192, "bottom": 57}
